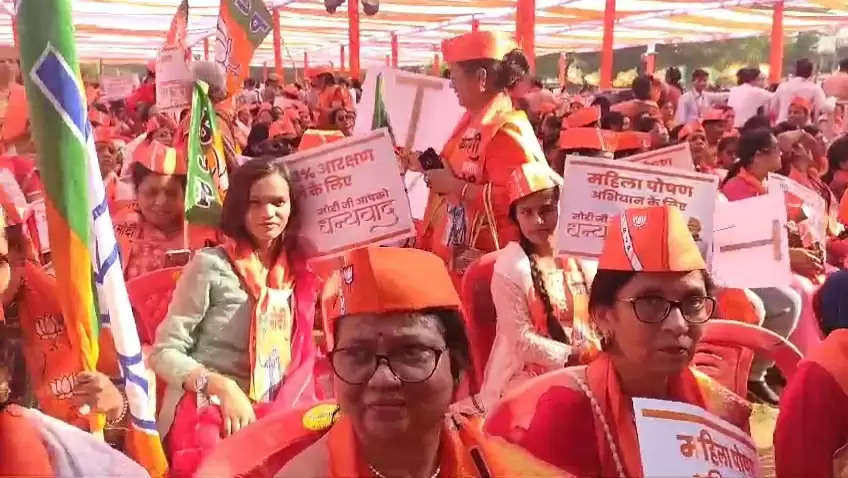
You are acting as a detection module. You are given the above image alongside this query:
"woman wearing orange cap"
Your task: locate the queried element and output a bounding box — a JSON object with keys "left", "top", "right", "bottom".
{"left": 485, "top": 206, "right": 751, "bottom": 477}
{"left": 113, "top": 139, "right": 197, "bottom": 280}
{"left": 195, "top": 247, "right": 568, "bottom": 478}
{"left": 476, "top": 162, "right": 597, "bottom": 410}
{"left": 418, "top": 31, "right": 543, "bottom": 282}
{"left": 151, "top": 158, "right": 318, "bottom": 476}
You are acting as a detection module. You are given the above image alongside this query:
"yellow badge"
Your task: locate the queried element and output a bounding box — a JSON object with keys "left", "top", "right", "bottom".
{"left": 302, "top": 403, "right": 340, "bottom": 432}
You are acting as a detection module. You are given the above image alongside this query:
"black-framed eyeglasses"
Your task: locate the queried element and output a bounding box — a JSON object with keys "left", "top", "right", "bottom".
{"left": 617, "top": 295, "right": 716, "bottom": 324}
{"left": 329, "top": 345, "right": 445, "bottom": 385}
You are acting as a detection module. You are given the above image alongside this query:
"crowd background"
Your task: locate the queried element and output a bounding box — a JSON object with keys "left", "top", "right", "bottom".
{"left": 0, "top": 22, "right": 847, "bottom": 478}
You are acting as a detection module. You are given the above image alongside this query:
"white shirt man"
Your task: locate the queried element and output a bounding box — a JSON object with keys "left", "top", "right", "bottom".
{"left": 772, "top": 60, "right": 831, "bottom": 124}
{"left": 728, "top": 83, "right": 773, "bottom": 128}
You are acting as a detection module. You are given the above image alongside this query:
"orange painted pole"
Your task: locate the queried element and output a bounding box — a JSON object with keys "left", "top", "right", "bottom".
{"left": 11, "top": 16, "right": 18, "bottom": 51}
{"left": 391, "top": 33, "right": 399, "bottom": 68}
{"left": 558, "top": 53, "right": 566, "bottom": 89}
{"left": 263, "top": 62, "right": 268, "bottom": 82}
{"left": 471, "top": 17, "right": 479, "bottom": 32}
{"left": 600, "top": 0, "right": 616, "bottom": 89}
{"left": 432, "top": 52, "right": 440, "bottom": 76}
{"left": 769, "top": 1, "right": 785, "bottom": 84}
{"left": 340, "top": 45, "right": 346, "bottom": 71}
{"left": 385, "top": 54, "right": 390, "bottom": 66}
{"left": 644, "top": 44, "right": 656, "bottom": 75}
{"left": 304, "top": 51, "right": 309, "bottom": 70}
{"left": 272, "top": 8, "right": 283, "bottom": 78}
{"left": 203, "top": 37, "right": 210, "bottom": 61}
{"left": 517, "top": 0, "right": 535, "bottom": 73}
{"left": 348, "top": 0, "right": 361, "bottom": 79}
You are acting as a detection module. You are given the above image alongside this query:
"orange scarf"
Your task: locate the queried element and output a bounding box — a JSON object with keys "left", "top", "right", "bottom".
{"left": 586, "top": 353, "right": 721, "bottom": 478}
{"left": 222, "top": 239, "right": 295, "bottom": 402}
{"left": 736, "top": 168, "right": 768, "bottom": 196}
{"left": 326, "top": 414, "right": 568, "bottom": 478}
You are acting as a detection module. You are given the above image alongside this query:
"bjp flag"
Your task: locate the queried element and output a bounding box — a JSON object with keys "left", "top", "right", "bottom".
{"left": 215, "top": 0, "right": 273, "bottom": 96}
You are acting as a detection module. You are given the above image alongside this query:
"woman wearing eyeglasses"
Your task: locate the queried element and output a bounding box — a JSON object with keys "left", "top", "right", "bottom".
{"left": 195, "top": 247, "right": 567, "bottom": 478}
{"left": 485, "top": 206, "right": 752, "bottom": 477}
{"left": 331, "top": 108, "right": 356, "bottom": 137}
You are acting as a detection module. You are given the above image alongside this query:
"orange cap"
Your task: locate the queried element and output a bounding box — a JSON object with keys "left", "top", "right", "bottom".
{"left": 269, "top": 118, "right": 295, "bottom": 138}
{"left": 258, "top": 102, "right": 273, "bottom": 113}
{"left": 598, "top": 206, "right": 705, "bottom": 272}
{"left": 88, "top": 109, "right": 111, "bottom": 127}
{"left": 538, "top": 102, "right": 558, "bottom": 116}
{"left": 321, "top": 247, "right": 461, "bottom": 348}
{"left": 702, "top": 108, "right": 726, "bottom": 122}
{"left": 442, "top": 31, "right": 518, "bottom": 63}
{"left": 147, "top": 59, "right": 156, "bottom": 73}
{"left": 507, "top": 162, "right": 562, "bottom": 206}
{"left": 614, "top": 131, "right": 651, "bottom": 152}
{"left": 565, "top": 106, "right": 601, "bottom": 129}
{"left": 559, "top": 127, "right": 616, "bottom": 152}
{"left": 132, "top": 139, "right": 185, "bottom": 175}
{"left": 790, "top": 96, "right": 812, "bottom": 113}
{"left": 679, "top": 121, "right": 706, "bottom": 141}
{"left": 283, "top": 84, "right": 299, "bottom": 97}
{"left": 298, "top": 129, "right": 346, "bottom": 151}
{"left": 284, "top": 108, "right": 300, "bottom": 122}
{"left": 94, "top": 126, "right": 114, "bottom": 143}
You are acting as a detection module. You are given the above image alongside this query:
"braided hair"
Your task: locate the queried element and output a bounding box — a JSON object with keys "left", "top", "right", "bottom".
{"left": 518, "top": 237, "right": 569, "bottom": 344}
{"left": 509, "top": 189, "right": 569, "bottom": 345}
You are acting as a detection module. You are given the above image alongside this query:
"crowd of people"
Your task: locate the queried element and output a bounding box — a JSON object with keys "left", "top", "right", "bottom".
{"left": 1, "top": 29, "right": 848, "bottom": 478}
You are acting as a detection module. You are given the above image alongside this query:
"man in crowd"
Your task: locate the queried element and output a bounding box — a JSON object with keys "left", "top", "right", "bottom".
{"left": 675, "top": 68, "right": 717, "bottom": 125}
{"left": 823, "top": 57, "right": 848, "bottom": 102}
{"left": 772, "top": 58, "right": 831, "bottom": 124}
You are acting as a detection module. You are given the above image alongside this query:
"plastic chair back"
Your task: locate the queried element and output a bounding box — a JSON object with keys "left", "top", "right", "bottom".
{"left": 460, "top": 250, "right": 501, "bottom": 393}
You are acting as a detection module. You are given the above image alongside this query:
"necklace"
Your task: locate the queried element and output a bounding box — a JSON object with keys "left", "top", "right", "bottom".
{"left": 367, "top": 463, "right": 441, "bottom": 478}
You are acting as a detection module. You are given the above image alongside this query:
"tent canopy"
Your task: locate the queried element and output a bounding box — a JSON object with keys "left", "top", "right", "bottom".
{"left": 0, "top": 0, "right": 846, "bottom": 67}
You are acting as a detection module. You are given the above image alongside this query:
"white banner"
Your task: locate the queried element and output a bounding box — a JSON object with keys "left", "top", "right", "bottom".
{"left": 557, "top": 155, "right": 718, "bottom": 260}
{"left": 633, "top": 398, "right": 762, "bottom": 478}
{"left": 625, "top": 142, "right": 696, "bottom": 171}
{"left": 767, "top": 173, "right": 827, "bottom": 246}
{"left": 712, "top": 193, "right": 791, "bottom": 289}
{"left": 280, "top": 129, "right": 415, "bottom": 259}
{"left": 354, "top": 67, "right": 464, "bottom": 151}
{"left": 156, "top": 47, "right": 192, "bottom": 116}
{"left": 100, "top": 74, "right": 140, "bottom": 101}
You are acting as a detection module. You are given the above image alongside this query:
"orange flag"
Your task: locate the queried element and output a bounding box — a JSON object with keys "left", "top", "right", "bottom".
{"left": 215, "top": 0, "right": 273, "bottom": 96}
{"left": 164, "top": 0, "right": 188, "bottom": 50}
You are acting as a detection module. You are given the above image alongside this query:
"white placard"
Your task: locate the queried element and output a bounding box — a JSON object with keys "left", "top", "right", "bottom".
{"left": 156, "top": 47, "right": 192, "bottom": 116}
{"left": 30, "top": 198, "right": 49, "bottom": 253}
{"left": 625, "top": 142, "right": 696, "bottom": 171}
{"left": 557, "top": 155, "right": 719, "bottom": 260}
{"left": 767, "top": 173, "right": 827, "bottom": 246}
{"left": 280, "top": 129, "right": 414, "bottom": 259}
{"left": 712, "top": 193, "right": 791, "bottom": 289}
{"left": 633, "top": 398, "right": 762, "bottom": 478}
{"left": 354, "top": 67, "right": 464, "bottom": 152}
{"left": 100, "top": 74, "right": 140, "bottom": 101}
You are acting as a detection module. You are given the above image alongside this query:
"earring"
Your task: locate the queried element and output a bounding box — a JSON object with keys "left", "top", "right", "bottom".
{"left": 600, "top": 332, "right": 614, "bottom": 351}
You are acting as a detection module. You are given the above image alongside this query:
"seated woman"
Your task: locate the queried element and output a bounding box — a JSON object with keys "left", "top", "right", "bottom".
{"left": 485, "top": 206, "right": 751, "bottom": 477}
{"left": 477, "top": 162, "right": 597, "bottom": 410}
{"left": 113, "top": 139, "right": 197, "bottom": 280}
{"left": 196, "top": 247, "right": 567, "bottom": 478}
{"left": 775, "top": 270, "right": 848, "bottom": 478}
{"left": 330, "top": 107, "right": 356, "bottom": 137}
{"left": 150, "top": 158, "right": 318, "bottom": 477}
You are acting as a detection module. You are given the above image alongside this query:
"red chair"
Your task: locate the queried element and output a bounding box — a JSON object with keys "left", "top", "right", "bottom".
{"left": 126, "top": 267, "right": 183, "bottom": 345}
{"left": 693, "top": 319, "right": 803, "bottom": 398}
{"left": 460, "top": 250, "right": 502, "bottom": 394}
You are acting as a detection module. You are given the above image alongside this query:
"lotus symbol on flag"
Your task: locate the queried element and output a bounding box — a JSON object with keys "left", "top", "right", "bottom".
{"left": 50, "top": 375, "right": 77, "bottom": 400}
{"left": 342, "top": 264, "right": 354, "bottom": 285}
{"left": 632, "top": 215, "right": 647, "bottom": 229}
{"left": 34, "top": 314, "right": 65, "bottom": 341}
{"left": 199, "top": 111, "right": 213, "bottom": 146}
{"left": 215, "top": 18, "right": 240, "bottom": 76}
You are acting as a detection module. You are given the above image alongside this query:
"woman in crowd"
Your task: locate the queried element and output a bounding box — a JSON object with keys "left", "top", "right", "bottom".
{"left": 113, "top": 139, "right": 215, "bottom": 280}
{"left": 720, "top": 128, "right": 805, "bottom": 404}
{"left": 417, "top": 31, "right": 544, "bottom": 282}
{"left": 678, "top": 122, "right": 714, "bottom": 173}
{"left": 477, "top": 162, "right": 597, "bottom": 410}
{"left": 150, "top": 158, "right": 317, "bottom": 476}
{"left": 774, "top": 270, "right": 848, "bottom": 478}
{"left": 331, "top": 107, "right": 356, "bottom": 137}
{"left": 196, "top": 247, "right": 566, "bottom": 478}
{"left": 485, "top": 206, "right": 752, "bottom": 476}
{"left": 823, "top": 135, "right": 848, "bottom": 200}
{"left": 658, "top": 98, "right": 676, "bottom": 133}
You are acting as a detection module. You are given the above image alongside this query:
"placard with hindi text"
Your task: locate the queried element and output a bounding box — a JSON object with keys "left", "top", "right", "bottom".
{"left": 557, "top": 156, "right": 718, "bottom": 260}
{"left": 279, "top": 129, "right": 414, "bottom": 259}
